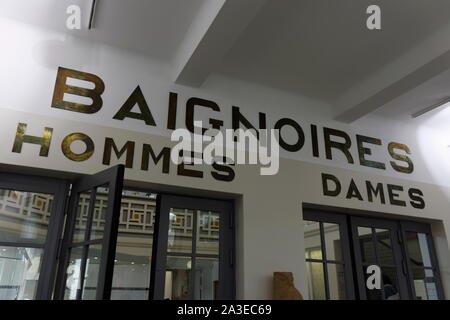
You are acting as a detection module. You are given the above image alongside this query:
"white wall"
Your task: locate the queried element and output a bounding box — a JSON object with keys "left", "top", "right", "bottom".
{"left": 2, "top": 17, "right": 450, "bottom": 299}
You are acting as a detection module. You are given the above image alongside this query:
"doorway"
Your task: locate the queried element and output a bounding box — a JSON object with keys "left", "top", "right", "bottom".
{"left": 0, "top": 166, "right": 235, "bottom": 300}
{"left": 151, "top": 194, "right": 235, "bottom": 300}
{"left": 303, "top": 209, "right": 445, "bottom": 300}
{"left": 0, "top": 172, "right": 69, "bottom": 300}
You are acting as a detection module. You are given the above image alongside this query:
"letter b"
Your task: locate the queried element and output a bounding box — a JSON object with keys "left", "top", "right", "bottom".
{"left": 51, "top": 67, "right": 105, "bottom": 114}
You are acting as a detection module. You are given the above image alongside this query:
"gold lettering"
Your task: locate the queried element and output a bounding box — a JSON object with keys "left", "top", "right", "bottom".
{"left": 12, "top": 123, "right": 52, "bottom": 157}
{"left": 388, "top": 142, "right": 414, "bottom": 174}
{"left": 61, "top": 133, "right": 94, "bottom": 161}
{"left": 51, "top": 67, "right": 105, "bottom": 114}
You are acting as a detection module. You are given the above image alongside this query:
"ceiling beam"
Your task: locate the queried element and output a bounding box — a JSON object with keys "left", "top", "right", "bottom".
{"left": 334, "top": 22, "right": 450, "bottom": 123}
{"left": 335, "top": 50, "right": 450, "bottom": 123}
{"left": 172, "top": 0, "right": 268, "bottom": 87}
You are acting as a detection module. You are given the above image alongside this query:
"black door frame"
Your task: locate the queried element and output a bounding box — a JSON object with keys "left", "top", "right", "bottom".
{"left": 303, "top": 210, "right": 356, "bottom": 299}
{"left": 350, "top": 216, "right": 410, "bottom": 299}
{"left": 304, "top": 208, "right": 446, "bottom": 300}
{"left": 53, "top": 165, "right": 124, "bottom": 300}
{"left": 0, "top": 172, "right": 70, "bottom": 300}
{"left": 400, "top": 221, "right": 445, "bottom": 299}
{"left": 1, "top": 168, "right": 235, "bottom": 300}
{"left": 150, "top": 194, "right": 235, "bottom": 300}
{"left": 1, "top": 165, "right": 125, "bottom": 300}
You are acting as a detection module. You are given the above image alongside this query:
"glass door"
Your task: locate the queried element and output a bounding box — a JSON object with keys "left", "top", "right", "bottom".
{"left": 350, "top": 216, "right": 409, "bottom": 299}
{"left": 0, "top": 172, "right": 69, "bottom": 300}
{"left": 54, "top": 165, "right": 124, "bottom": 300}
{"left": 303, "top": 210, "right": 355, "bottom": 299}
{"left": 304, "top": 209, "right": 445, "bottom": 300}
{"left": 151, "top": 195, "right": 235, "bottom": 300}
{"left": 400, "top": 221, "right": 445, "bottom": 300}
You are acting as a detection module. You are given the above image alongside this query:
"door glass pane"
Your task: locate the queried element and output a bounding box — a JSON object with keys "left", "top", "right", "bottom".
{"left": 411, "top": 268, "right": 438, "bottom": 300}
{"left": 64, "top": 246, "right": 84, "bottom": 300}
{"left": 167, "top": 208, "right": 194, "bottom": 254}
{"left": 194, "top": 258, "right": 219, "bottom": 300}
{"left": 327, "top": 263, "right": 346, "bottom": 300}
{"left": 323, "top": 223, "right": 342, "bottom": 261}
{"left": 305, "top": 261, "right": 325, "bottom": 300}
{"left": 160, "top": 198, "right": 231, "bottom": 300}
{"left": 304, "top": 221, "right": 323, "bottom": 260}
{"left": 112, "top": 245, "right": 151, "bottom": 300}
{"left": 0, "top": 246, "right": 43, "bottom": 300}
{"left": 196, "top": 211, "right": 220, "bottom": 255}
{"left": 111, "top": 190, "right": 157, "bottom": 300}
{"left": 381, "top": 267, "right": 400, "bottom": 300}
{"left": 0, "top": 188, "right": 53, "bottom": 243}
{"left": 73, "top": 191, "right": 91, "bottom": 243}
{"left": 357, "top": 227, "right": 376, "bottom": 264}
{"left": 60, "top": 165, "right": 125, "bottom": 301}
{"left": 89, "top": 186, "right": 109, "bottom": 240}
{"left": 81, "top": 244, "right": 102, "bottom": 300}
{"left": 164, "top": 256, "right": 191, "bottom": 300}
{"left": 374, "top": 229, "right": 395, "bottom": 265}
{"left": 406, "top": 232, "right": 432, "bottom": 267}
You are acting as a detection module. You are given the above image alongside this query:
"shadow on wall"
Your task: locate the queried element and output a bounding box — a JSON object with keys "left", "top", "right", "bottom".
{"left": 32, "top": 35, "right": 102, "bottom": 71}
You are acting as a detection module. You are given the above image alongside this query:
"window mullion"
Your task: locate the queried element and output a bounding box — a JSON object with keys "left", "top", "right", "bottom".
{"left": 319, "top": 222, "right": 330, "bottom": 300}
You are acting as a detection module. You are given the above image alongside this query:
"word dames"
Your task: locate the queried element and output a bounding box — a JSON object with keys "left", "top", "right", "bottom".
{"left": 322, "top": 173, "right": 425, "bottom": 209}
